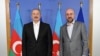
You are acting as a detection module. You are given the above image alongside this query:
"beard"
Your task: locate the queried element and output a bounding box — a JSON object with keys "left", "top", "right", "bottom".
{"left": 67, "top": 17, "right": 73, "bottom": 23}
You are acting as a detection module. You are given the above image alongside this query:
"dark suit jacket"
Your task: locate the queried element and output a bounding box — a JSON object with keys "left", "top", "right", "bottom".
{"left": 22, "top": 22, "right": 52, "bottom": 56}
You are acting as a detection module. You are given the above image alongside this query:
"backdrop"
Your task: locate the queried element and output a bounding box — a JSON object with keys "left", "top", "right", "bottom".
{"left": 9, "top": 0, "right": 89, "bottom": 56}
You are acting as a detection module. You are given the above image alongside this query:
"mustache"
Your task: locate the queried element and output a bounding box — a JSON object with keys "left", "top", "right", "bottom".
{"left": 34, "top": 17, "right": 38, "bottom": 18}
{"left": 68, "top": 17, "right": 72, "bottom": 19}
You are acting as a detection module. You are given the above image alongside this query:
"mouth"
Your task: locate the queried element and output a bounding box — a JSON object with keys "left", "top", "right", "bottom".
{"left": 34, "top": 17, "right": 38, "bottom": 19}
{"left": 68, "top": 17, "right": 72, "bottom": 19}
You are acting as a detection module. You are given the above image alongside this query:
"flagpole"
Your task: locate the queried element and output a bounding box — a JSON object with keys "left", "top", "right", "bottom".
{"left": 58, "top": 2, "right": 61, "bottom": 9}
{"left": 38, "top": 2, "right": 41, "bottom": 10}
{"left": 16, "top": 2, "right": 20, "bottom": 9}
{"left": 38, "top": 2, "right": 43, "bottom": 21}
{"left": 80, "top": 1, "right": 83, "bottom": 7}
{"left": 53, "top": 2, "right": 62, "bottom": 32}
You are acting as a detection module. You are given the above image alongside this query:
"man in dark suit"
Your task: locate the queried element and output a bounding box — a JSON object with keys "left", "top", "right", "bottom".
{"left": 22, "top": 9, "right": 52, "bottom": 56}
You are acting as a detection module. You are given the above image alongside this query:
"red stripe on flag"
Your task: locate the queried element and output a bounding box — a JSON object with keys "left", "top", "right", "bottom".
{"left": 52, "top": 32, "right": 60, "bottom": 56}
{"left": 10, "top": 29, "right": 22, "bottom": 56}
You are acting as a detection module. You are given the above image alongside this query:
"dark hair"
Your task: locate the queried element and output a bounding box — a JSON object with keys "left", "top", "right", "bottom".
{"left": 31, "top": 8, "right": 41, "bottom": 14}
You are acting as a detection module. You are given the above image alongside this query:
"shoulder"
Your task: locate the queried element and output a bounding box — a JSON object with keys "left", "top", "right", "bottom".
{"left": 60, "top": 23, "right": 66, "bottom": 29}
{"left": 60, "top": 24, "right": 67, "bottom": 33}
{"left": 75, "top": 21, "right": 85, "bottom": 25}
{"left": 41, "top": 22, "right": 51, "bottom": 31}
{"left": 41, "top": 22, "right": 50, "bottom": 27}
{"left": 41, "top": 22, "right": 49, "bottom": 25}
{"left": 75, "top": 21, "right": 86, "bottom": 29}
{"left": 23, "top": 22, "right": 32, "bottom": 28}
{"left": 75, "top": 21, "right": 83, "bottom": 24}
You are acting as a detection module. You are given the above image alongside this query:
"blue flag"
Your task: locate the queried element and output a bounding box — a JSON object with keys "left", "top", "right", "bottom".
{"left": 54, "top": 8, "right": 63, "bottom": 37}
{"left": 13, "top": 8, "right": 23, "bottom": 38}
{"left": 77, "top": 7, "right": 84, "bottom": 22}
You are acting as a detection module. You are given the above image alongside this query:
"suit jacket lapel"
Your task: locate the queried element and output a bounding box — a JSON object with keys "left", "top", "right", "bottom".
{"left": 71, "top": 21, "right": 78, "bottom": 41}
{"left": 29, "top": 22, "right": 36, "bottom": 41}
{"left": 63, "top": 24, "right": 71, "bottom": 41}
{"left": 37, "top": 22, "right": 43, "bottom": 41}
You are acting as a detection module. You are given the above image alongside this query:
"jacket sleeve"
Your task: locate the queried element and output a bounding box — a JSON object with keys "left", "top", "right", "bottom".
{"left": 60, "top": 27, "right": 64, "bottom": 56}
{"left": 47, "top": 24, "right": 53, "bottom": 56}
{"left": 22, "top": 25, "right": 27, "bottom": 56}
{"left": 81, "top": 23, "right": 88, "bottom": 55}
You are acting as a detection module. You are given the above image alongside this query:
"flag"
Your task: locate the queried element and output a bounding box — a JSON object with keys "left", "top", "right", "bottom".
{"left": 77, "top": 7, "right": 84, "bottom": 22}
{"left": 52, "top": 8, "right": 62, "bottom": 56}
{"left": 9, "top": 8, "right": 23, "bottom": 56}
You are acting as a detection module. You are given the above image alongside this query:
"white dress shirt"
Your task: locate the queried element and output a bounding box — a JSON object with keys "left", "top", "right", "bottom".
{"left": 67, "top": 20, "right": 75, "bottom": 39}
{"left": 33, "top": 21, "right": 40, "bottom": 40}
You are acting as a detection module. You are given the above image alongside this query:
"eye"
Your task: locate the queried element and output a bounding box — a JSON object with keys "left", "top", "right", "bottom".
{"left": 66, "top": 14, "right": 69, "bottom": 16}
{"left": 70, "top": 13, "right": 73, "bottom": 15}
{"left": 32, "top": 13, "right": 35, "bottom": 15}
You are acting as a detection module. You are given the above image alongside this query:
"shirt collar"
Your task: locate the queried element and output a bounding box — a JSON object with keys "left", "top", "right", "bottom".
{"left": 67, "top": 20, "right": 75, "bottom": 26}
{"left": 33, "top": 21, "right": 40, "bottom": 25}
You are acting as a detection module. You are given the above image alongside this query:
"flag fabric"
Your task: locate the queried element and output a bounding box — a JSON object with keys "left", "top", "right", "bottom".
{"left": 9, "top": 8, "right": 23, "bottom": 56}
{"left": 52, "top": 8, "right": 62, "bottom": 56}
{"left": 77, "top": 7, "right": 84, "bottom": 22}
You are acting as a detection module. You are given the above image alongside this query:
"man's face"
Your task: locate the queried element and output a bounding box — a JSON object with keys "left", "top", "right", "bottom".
{"left": 31, "top": 10, "right": 41, "bottom": 22}
{"left": 66, "top": 9, "right": 75, "bottom": 23}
